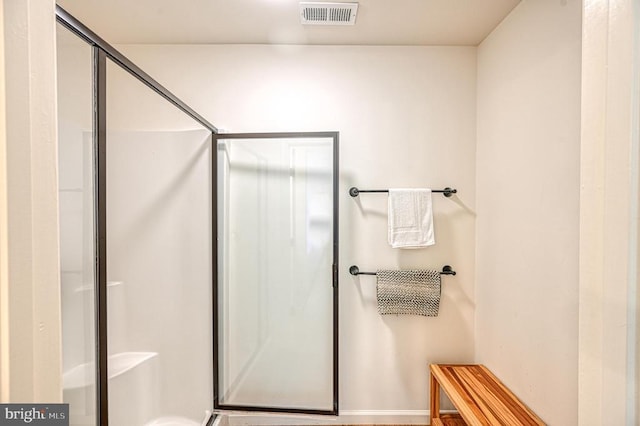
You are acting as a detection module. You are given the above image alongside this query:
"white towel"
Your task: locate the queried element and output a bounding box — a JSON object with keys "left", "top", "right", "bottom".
{"left": 388, "top": 189, "right": 434, "bottom": 248}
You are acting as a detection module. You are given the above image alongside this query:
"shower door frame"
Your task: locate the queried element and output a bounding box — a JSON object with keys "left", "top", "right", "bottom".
{"left": 212, "top": 132, "right": 340, "bottom": 416}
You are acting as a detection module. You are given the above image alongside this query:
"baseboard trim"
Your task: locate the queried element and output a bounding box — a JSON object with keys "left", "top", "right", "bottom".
{"left": 340, "top": 410, "right": 429, "bottom": 416}
{"left": 335, "top": 410, "right": 429, "bottom": 424}
{"left": 217, "top": 409, "right": 458, "bottom": 425}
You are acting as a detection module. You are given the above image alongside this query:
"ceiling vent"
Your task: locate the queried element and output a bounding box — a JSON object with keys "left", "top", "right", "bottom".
{"left": 300, "top": 2, "right": 358, "bottom": 26}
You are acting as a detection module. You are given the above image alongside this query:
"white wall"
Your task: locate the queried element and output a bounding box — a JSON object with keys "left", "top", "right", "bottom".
{"left": 1, "top": 0, "right": 62, "bottom": 402}
{"left": 118, "top": 44, "right": 478, "bottom": 418}
{"left": 475, "top": 1, "right": 582, "bottom": 425}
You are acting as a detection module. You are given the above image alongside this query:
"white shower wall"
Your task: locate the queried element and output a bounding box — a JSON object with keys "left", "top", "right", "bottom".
{"left": 117, "top": 44, "right": 478, "bottom": 418}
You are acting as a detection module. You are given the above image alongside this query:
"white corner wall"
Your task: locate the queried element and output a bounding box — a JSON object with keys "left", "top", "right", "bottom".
{"left": 118, "top": 44, "right": 478, "bottom": 419}
{"left": 476, "top": 1, "right": 582, "bottom": 425}
{"left": 1, "top": 0, "right": 62, "bottom": 402}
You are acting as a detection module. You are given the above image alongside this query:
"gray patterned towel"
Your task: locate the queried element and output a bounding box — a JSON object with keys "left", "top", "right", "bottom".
{"left": 376, "top": 269, "right": 441, "bottom": 316}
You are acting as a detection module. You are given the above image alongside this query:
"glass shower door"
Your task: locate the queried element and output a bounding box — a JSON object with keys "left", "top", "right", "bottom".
{"left": 57, "top": 13, "right": 217, "bottom": 423}
{"left": 57, "top": 22, "right": 97, "bottom": 426}
{"left": 105, "top": 59, "right": 214, "bottom": 425}
{"left": 214, "top": 132, "right": 339, "bottom": 415}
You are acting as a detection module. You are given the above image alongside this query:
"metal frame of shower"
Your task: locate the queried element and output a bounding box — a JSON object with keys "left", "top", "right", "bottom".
{"left": 56, "top": 6, "right": 339, "bottom": 424}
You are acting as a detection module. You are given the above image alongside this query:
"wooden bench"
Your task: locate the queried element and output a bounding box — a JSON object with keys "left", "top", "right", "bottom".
{"left": 429, "top": 364, "right": 546, "bottom": 426}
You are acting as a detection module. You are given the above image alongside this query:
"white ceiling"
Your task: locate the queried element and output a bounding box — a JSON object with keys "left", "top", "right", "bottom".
{"left": 57, "top": 0, "right": 521, "bottom": 46}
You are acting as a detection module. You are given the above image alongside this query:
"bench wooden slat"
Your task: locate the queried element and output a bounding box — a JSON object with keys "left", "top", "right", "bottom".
{"left": 436, "top": 367, "right": 496, "bottom": 425}
{"left": 430, "top": 364, "right": 546, "bottom": 426}
{"left": 456, "top": 368, "right": 523, "bottom": 425}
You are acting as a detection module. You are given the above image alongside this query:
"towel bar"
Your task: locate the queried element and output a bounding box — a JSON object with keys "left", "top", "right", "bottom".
{"left": 349, "top": 187, "right": 457, "bottom": 197}
{"left": 349, "top": 265, "right": 456, "bottom": 276}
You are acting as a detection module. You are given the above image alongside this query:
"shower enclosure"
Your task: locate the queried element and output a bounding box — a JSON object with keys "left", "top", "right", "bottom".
{"left": 56, "top": 7, "right": 338, "bottom": 426}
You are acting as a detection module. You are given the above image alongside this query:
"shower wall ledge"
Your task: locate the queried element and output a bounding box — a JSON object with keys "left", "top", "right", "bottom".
{"left": 73, "top": 280, "right": 123, "bottom": 293}
{"left": 63, "top": 351, "right": 157, "bottom": 390}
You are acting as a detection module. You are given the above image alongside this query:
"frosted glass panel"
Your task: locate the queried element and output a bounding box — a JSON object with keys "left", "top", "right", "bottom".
{"left": 217, "top": 135, "right": 336, "bottom": 412}
{"left": 56, "top": 23, "right": 96, "bottom": 426}
{"left": 106, "top": 60, "right": 213, "bottom": 425}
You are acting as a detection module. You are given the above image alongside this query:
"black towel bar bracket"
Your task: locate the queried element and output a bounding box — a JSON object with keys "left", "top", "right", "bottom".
{"left": 349, "top": 187, "right": 457, "bottom": 198}
{"left": 349, "top": 265, "right": 456, "bottom": 276}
